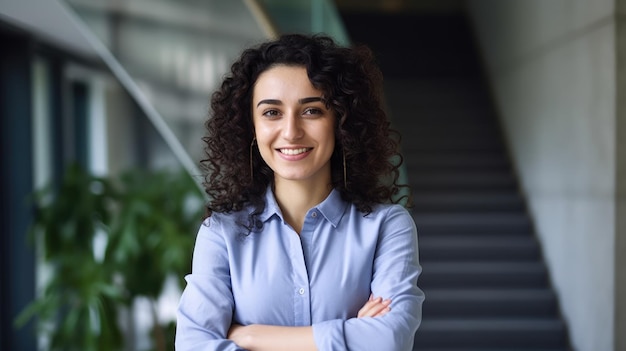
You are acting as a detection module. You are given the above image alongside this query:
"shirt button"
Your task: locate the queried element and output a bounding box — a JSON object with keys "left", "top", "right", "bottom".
{"left": 311, "top": 212, "right": 317, "bottom": 218}
{"left": 298, "top": 288, "right": 305, "bottom": 295}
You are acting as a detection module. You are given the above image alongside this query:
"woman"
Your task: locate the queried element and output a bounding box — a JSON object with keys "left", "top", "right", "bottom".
{"left": 176, "top": 34, "right": 424, "bottom": 351}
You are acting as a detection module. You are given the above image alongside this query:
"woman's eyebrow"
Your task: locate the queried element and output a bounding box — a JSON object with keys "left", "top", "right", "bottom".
{"left": 256, "top": 99, "right": 282, "bottom": 107}
{"left": 256, "top": 97, "right": 324, "bottom": 107}
{"left": 299, "top": 97, "right": 324, "bottom": 104}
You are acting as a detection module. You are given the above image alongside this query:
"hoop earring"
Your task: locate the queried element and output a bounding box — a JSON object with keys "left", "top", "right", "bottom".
{"left": 343, "top": 149, "right": 348, "bottom": 190}
{"left": 250, "top": 137, "right": 256, "bottom": 182}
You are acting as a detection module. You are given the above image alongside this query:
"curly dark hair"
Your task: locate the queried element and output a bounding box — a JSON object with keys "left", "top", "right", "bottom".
{"left": 201, "top": 33, "right": 410, "bottom": 220}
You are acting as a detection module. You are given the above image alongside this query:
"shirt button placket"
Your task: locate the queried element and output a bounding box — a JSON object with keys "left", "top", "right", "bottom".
{"left": 290, "top": 224, "right": 311, "bottom": 326}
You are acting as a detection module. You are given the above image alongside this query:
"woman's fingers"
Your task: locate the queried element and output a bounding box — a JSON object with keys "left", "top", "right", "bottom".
{"left": 372, "top": 301, "right": 391, "bottom": 317}
{"left": 357, "top": 296, "right": 391, "bottom": 318}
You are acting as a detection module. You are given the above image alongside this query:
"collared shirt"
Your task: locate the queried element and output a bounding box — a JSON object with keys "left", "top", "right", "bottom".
{"left": 176, "top": 188, "right": 424, "bottom": 351}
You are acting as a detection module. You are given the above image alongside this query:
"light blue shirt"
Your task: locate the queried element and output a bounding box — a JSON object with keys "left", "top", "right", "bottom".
{"left": 176, "top": 188, "right": 424, "bottom": 350}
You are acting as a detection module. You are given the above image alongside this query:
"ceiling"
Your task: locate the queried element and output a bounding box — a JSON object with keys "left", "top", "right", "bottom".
{"left": 0, "top": 0, "right": 97, "bottom": 57}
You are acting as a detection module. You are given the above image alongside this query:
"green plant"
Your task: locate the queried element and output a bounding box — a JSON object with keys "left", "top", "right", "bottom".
{"left": 16, "top": 164, "right": 205, "bottom": 351}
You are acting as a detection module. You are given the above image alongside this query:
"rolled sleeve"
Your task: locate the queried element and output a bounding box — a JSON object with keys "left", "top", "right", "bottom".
{"left": 312, "top": 319, "right": 346, "bottom": 349}
{"left": 175, "top": 219, "right": 243, "bottom": 351}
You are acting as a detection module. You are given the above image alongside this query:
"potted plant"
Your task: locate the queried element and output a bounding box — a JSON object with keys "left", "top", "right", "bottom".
{"left": 16, "top": 164, "right": 204, "bottom": 351}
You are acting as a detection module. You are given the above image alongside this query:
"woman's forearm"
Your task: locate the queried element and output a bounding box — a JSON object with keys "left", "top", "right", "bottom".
{"left": 229, "top": 324, "right": 316, "bottom": 351}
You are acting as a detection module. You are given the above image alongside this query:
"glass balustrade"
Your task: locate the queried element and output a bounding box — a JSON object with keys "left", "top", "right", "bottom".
{"left": 60, "top": 0, "right": 349, "bottom": 176}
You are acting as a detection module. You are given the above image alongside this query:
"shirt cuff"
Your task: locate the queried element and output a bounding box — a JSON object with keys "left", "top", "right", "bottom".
{"left": 312, "top": 319, "right": 346, "bottom": 350}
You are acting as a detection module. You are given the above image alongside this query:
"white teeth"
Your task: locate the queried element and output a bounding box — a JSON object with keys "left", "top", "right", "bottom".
{"left": 280, "top": 148, "right": 309, "bottom": 155}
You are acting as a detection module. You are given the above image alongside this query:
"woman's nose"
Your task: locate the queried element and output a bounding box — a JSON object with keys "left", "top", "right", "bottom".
{"left": 282, "top": 114, "right": 303, "bottom": 140}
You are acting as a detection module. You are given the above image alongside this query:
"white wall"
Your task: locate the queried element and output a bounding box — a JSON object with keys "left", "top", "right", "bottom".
{"left": 467, "top": 1, "right": 621, "bottom": 350}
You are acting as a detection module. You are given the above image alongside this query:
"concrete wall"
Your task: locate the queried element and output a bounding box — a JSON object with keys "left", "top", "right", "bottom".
{"left": 466, "top": 1, "right": 622, "bottom": 350}
{"left": 615, "top": 4, "right": 626, "bottom": 350}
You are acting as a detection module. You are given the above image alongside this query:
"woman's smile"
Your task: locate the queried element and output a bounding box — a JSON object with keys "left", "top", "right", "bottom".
{"left": 278, "top": 147, "right": 311, "bottom": 156}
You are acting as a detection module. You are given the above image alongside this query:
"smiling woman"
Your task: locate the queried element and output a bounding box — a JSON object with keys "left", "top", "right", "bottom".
{"left": 176, "top": 34, "right": 424, "bottom": 351}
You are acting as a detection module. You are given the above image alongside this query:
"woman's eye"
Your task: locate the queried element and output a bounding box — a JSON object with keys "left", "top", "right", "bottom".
{"left": 262, "top": 110, "right": 280, "bottom": 118}
{"left": 303, "top": 108, "right": 323, "bottom": 116}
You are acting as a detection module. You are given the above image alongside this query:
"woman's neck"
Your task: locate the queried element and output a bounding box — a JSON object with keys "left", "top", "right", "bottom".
{"left": 273, "top": 179, "right": 332, "bottom": 234}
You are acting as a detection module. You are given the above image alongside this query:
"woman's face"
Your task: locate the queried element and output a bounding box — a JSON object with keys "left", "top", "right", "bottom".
{"left": 252, "top": 65, "right": 336, "bottom": 187}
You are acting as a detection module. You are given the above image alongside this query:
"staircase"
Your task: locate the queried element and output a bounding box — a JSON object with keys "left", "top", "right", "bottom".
{"left": 339, "top": 11, "right": 571, "bottom": 351}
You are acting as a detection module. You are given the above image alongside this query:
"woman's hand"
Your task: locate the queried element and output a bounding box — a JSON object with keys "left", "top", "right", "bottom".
{"left": 228, "top": 324, "right": 249, "bottom": 348}
{"left": 357, "top": 294, "right": 391, "bottom": 318}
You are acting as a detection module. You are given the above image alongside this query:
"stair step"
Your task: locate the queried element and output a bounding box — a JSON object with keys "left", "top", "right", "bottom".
{"left": 410, "top": 172, "right": 517, "bottom": 191}
{"left": 413, "top": 212, "right": 532, "bottom": 235}
{"left": 390, "top": 113, "right": 499, "bottom": 129}
{"left": 414, "top": 318, "right": 568, "bottom": 349}
{"left": 407, "top": 125, "right": 501, "bottom": 139}
{"left": 422, "top": 289, "right": 559, "bottom": 318}
{"left": 419, "top": 236, "right": 540, "bottom": 261}
{"left": 419, "top": 262, "right": 549, "bottom": 288}
{"left": 404, "top": 152, "right": 510, "bottom": 171}
{"left": 386, "top": 77, "right": 490, "bottom": 97}
{"left": 389, "top": 91, "right": 491, "bottom": 107}
{"left": 403, "top": 137, "right": 503, "bottom": 152}
{"left": 413, "top": 192, "right": 525, "bottom": 212}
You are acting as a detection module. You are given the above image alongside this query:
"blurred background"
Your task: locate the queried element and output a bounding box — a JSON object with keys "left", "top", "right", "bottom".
{"left": 0, "top": 0, "right": 624, "bottom": 350}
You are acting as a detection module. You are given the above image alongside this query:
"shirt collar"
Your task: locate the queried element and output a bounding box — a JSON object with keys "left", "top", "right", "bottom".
{"left": 315, "top": 188, "right": 348, "bottom": 228}
{"left": 258, "top": 187, "right": 282, "bottom": 223}
{"left": 258, "top": 187, "right": 348, "bottom": 228}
